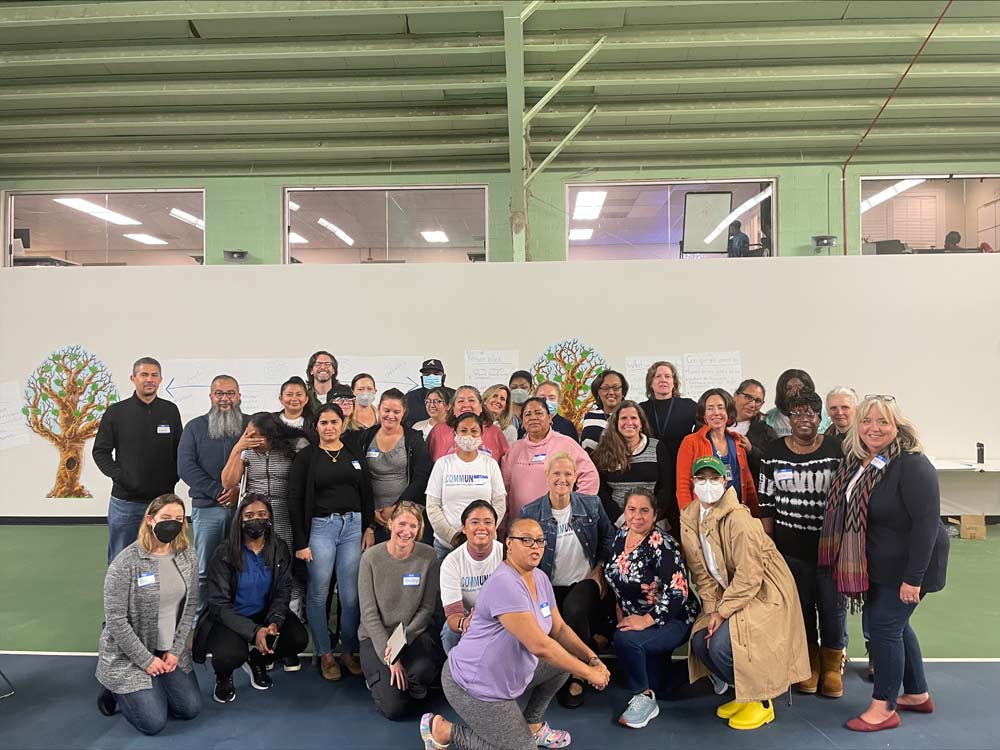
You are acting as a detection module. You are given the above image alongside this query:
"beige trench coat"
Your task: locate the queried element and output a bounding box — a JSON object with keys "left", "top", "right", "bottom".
{"left": 680, "top": 488, "right": 810, "bottom": 702}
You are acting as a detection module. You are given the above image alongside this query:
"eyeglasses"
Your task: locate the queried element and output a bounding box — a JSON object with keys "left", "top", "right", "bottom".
{"left": 598, "top": 385, "right": 623, "bottom": 394}
{"left": 788, "top": 410, "right": 819, "bottom": 419}
{"left": 212, "top": 390, "right": 238, "bottom": 399}
{"left": 425, "top": 399, "right": 444, "bottom": 407}
{"left": 510, "top": 536, "right": 546, "bottom": 548}
{"left": 865, "top": 394, "right": 896, "bottom": 402}
{"left": 334, "top": 397, "right": 356, "bottom": 404}
{"left": 313, "top": 362, "right": 335, "bottom": 369}
{"left": 737, "top": 392, "right": 765, "bottom": 406}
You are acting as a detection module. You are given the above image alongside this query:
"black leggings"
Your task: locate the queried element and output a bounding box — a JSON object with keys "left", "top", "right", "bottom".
{"left": 553, "top": 579, "right": 614, "bottom": 651}
{"left": 205, "top": 611, "right": 310, "bottom": 676}
{"left": 359, "top": 632, "right": 443, "bottom": 721}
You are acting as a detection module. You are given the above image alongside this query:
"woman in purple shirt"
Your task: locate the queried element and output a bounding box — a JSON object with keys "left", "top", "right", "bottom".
{"left": 419, "top": 518, "right": 611, "bottom": 750}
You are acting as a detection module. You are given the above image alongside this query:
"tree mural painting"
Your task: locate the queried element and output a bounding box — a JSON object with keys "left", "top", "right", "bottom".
{"left": 530, "top": 338, "right": 608, "bottom": 431}
{"left": 22, "top": 345, "right": 118, "bottom": 498}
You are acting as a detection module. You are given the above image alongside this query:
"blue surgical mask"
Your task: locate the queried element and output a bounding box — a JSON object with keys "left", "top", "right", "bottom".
{"left": 422, "top": 374, "right": 443, "bottom": 389}
{"left": 546, "top": 399, "right": 558, "bottom": 416}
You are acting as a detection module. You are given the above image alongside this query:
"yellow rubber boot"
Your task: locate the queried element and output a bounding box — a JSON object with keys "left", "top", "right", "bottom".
{"left": 728, "top": 700, "right": 775, "bottom": 730}
{"left": 716, "top": 699, "right": 744, "bottom": 719}
{"left": 796, "top": 641, "right": 820, "bottom": 694}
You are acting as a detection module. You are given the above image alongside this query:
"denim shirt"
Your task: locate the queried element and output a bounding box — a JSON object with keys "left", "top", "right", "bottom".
{"left": 519, "top": 492, "right": 614, "bottom": 580}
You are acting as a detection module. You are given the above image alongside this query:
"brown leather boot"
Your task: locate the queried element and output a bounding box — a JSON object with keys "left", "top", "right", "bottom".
{"left": 820, "top": 646, "right": 845, "bottom": 698}
{"left": 796, "top": 641, "right": 820, "bottom": 694}
{"left": 320, "top": 653, "right": 342, "bottom": 681}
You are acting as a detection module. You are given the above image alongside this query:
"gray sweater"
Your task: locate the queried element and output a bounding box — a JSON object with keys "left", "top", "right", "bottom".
{"left": 96, "top": 542, "right": 198, "bottom": 694}
{"left": 357, "top": 542, "right": 440, "bottom": 657}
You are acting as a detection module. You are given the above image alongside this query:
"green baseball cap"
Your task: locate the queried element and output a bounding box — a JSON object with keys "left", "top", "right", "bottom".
{"left": 692, "top": 455, "right": 726, "bottom": 477}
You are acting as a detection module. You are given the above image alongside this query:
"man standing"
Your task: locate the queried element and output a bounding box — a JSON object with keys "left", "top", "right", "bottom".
{"left": 405, "top": 358, "right": 456, "bottom": 424}
{"left": 177, "top": 375, "right": 249, "bottom": 618}
{"left": 93, "top": 357, "right": 183, "bottom": 564}
{"left": 727, "top": 220, "right": 750, "bottom": 258}
{"left": 305, "top": 350, "right": 339, "bottom": 414}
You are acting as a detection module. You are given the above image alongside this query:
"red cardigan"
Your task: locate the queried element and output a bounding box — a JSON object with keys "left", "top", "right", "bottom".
{"left": 675, "top": 425, "right": 759, "bottom": 515}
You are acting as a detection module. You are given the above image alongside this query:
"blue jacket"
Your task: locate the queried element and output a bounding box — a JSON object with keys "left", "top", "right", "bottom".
{"left": 177, "top": 413, "right": 249, "bottom": 507}
{"left": 520, "top": 492, "right": 614, "bottom": 581}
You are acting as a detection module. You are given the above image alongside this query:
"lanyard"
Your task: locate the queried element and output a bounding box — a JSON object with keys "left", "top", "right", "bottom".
{"left": 654, "top": 398, "right": 676, "bottom": 439}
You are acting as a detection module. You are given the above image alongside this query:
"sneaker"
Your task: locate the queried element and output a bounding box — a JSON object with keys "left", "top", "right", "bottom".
{"left": 214, "top": 674, "right": 236, "bottom": 704}
{"left": 531, "top": 721, "right": 571, "bottom": 748}
{"left": 243, "top": 660, "right": 274, "bottom": 691}
{"left": 340, "top": 652, "right": 363, "bottom": 677}
{"left": 618, "top": 691, "right": 660, "bottom": 729}
{"left": 97, "top": 687, "right": 117, "bottom": 717}
{"left": 420, "top": 713, "right": 449, "bottom": 750}
{"left": 283, "top": 654, "right": 302, "bottom": 672}
{"left": 709, "top": 673, "right": 729, "bottom": 695}
{"left": 320, "top": 653, "right": 342, "bottom": 681}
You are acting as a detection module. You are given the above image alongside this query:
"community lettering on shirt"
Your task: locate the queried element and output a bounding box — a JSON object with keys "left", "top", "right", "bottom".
{"left": 556, "top": 521, "right": 574, "bottom": 537}
{"left": 460, "top": 573, "right": 493, "bottom": 590}
{"left": 444, "top": 472, "right": 491, "bottom": 485}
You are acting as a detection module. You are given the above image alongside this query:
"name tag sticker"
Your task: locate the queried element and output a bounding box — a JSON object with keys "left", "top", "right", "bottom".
{"left": 351, "top": 460, "right": 362, "bottom": 470}
{"left": 539, "top": 601, "right": 552, "bottom": 618}
{"left": 478, "top": 448, "right": 493, "bottom": 457}
{"left": 531, "top": 453, "right": 547, "bottom": 464}
{"left": 774, "top": 468, "right": 795, "bottom": 482}
{"left": 366, "top": 449, "right": 380, "bottom": 459}
{"left": 137, "top": 572, "right": 156, "bottom": 587}
{"left": 403, "top": 573, "right": 421, "bottom": 587}
{"left": 871, "top": 455, "right": 887, "bottom": 469}
{"left": 156, "top": 423, "right": 171, "bottom": 435}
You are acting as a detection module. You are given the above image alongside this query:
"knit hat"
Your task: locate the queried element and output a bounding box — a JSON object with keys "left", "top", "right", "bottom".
{"left": 692, "top": 455, "right": 726, "bottom": 477}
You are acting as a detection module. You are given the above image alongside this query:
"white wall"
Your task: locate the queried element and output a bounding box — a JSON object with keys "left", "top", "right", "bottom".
{"left": 1, "top": 254, "right": 998, "bottom": 517}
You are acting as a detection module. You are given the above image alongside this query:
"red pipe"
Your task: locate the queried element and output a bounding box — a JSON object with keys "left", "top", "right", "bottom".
{"left": 840, "top": 0, "right": 954, "bottom": 254}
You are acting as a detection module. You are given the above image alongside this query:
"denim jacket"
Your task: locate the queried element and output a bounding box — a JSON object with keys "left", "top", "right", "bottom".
{"left": 519, "top": 492, "right": 614, "bottom": 581}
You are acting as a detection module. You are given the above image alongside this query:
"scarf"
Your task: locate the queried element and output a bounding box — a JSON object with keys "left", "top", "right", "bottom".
{"left": 818, "top": 440, "right": 901, "bottom": 607}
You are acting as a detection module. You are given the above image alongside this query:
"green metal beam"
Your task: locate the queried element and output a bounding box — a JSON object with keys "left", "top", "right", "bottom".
{"left": 523, "top": 35, "right": 605, "bottom": 124}
{"left": 526, "top": 105, "right": 597, "bottom": 185}
{"left": 502, "top": 0, "right": 527, "bottom": 262}
{"left": 519, "top": 0, "right": 543, "bottom": 23}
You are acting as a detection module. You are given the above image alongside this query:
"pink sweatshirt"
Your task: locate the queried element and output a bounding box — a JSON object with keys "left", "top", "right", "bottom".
{"left": 501, "top": 429, "right": 599, "bottom": 519}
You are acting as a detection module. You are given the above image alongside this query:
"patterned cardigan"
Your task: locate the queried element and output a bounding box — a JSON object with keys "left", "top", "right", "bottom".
{"left": 96, "top": 542, "right": 198, "bottom": 694}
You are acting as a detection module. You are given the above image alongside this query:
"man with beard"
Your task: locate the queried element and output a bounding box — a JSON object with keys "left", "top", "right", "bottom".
{"left": 94, "top": 357, "right": 183, "bottom": 564}
{"left": 178, "top": 375, "right": 250, "bottom": 620}
{"left": 305, "top": 350, "right": 339, "bottom": 414}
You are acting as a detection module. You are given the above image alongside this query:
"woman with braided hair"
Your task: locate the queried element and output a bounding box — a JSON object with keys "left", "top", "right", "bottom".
{"left": 818, "top": 396, "right": 949, "bottom": 732}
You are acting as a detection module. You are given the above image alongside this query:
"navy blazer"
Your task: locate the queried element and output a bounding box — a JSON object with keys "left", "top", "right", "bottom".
{"left": 866, "top": 451, "right": 949, "bottom": 593}
{"left": 519, "top": 492, "right": 614, "bottom": 581}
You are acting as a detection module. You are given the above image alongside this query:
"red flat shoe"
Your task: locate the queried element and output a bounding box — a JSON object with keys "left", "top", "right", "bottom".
{"left": 845, "top": 712, "right": 900, "bottom": 732}
{"left": 897, "top": 697, "right": 934, "bottom": 714}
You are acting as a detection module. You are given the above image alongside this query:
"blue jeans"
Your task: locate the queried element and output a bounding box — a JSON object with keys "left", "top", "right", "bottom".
{"left": 784, "top": 555, "right": 847, "bottom": 649}
{"left": 433, "top": 538, "right": 453, "bottom": 561}
{"left": 191, "top": 504, "right": 235, "bottom": 624}
{"left": 306, "top": 512, "right": 362, "bottom": 656}
{"left": 691, "top": 620, "right": 735, "bottom": 686}
{"left": 107, "top": 496, "right": 148, "bottom": 564}
{"left": 865, "top": 582, "right": 927, "bottom": 708}
{"left": 441, "top": 621, "right": 462, "bottom": 655}
{"left": 115, "top": 668, "right": 201, "bottom": 736}
{"left": 613, "top": 618, "right": 693, "bottom": 694}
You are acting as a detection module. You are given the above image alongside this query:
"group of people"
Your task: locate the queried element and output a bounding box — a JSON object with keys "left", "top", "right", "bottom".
{"left": 94, "top": 354, "right": 950, "bottom": 743}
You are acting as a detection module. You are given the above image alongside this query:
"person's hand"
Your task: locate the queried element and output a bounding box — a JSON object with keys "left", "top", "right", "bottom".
{"left": 255, "top": 627, "right": 273, "bottom": 655}
{"left": 235, "top": 426, "right": 264, "bottom": 452}
{"left": 899, "top": 582, "right": 921, "bottom": 605}
{"left": 461, "top": 608, "right": 474, "bottom": 635}
{"left": 706, "top": 612, "right": 724, "bottom": 643}
{"left": 617, "top": 614, "right": 654, "bottom": 632}
{"left": 640, "top": 582, "right": 658, "bottom": 605}
{"left": 586, "top": 662, "right": 611, "bottom": 690}
{"left": 146, "top": 656, "right": 169, "bottom": 677}
{"left": 388, "top": 661, "right": 408, "bottom": 691}
{"left": 217, "top": 486, "right": 239, "bottom": 508}
{"left": 736, "top": 433, "right": 753, "bottom": 454}
{"left": 161, "top": 652, "right": 178, "bottom": 672}
{"left": 362, "top": 527, "right": 376, "bottom": 550}
{"left": 296, "top": 547, "right": 312, "bottom": 563}
{"left": 374, "top": 507, "right": 391, "bottom": 528}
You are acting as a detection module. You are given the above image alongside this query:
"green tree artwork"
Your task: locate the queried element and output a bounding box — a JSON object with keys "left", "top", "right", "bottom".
{"left": 531, "top": 338, "right": 608, "bottom": 431}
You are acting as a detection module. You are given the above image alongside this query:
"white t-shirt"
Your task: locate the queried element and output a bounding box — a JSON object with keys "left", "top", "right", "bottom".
{"left": 550, "top": 505, "right": 592, "bottom": 587}
{"left": 413, "top": 419, "right": 434, "bottom": 439}
{"left": 732, "top": 420, "right": 751, "bottom": 436}
{"left": 426, "top": 452, "right": 506, "bottom": 545}
{"left": 700, "top": 504, "right": 727, "bottom": 589}
{"left": 439, "top": 540, "right": 504, "bottom": 610}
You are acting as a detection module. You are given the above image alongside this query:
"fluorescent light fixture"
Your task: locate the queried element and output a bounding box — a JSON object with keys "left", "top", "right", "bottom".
{"left": 53, "top": 197, "right": 141, "bottom": 226}
{"left": 421, "top": 230, "right": 449, "bottom": 243}
{"left": 123, "top": 233, "right": 168, "bottom": 245}
{"left": 568, "top": 228, "right": 593, "bottom": 240}
{"left": 169, "top": 207, "right": 204, "bottom": 230}
{"left": 572, "top": 190, "right": 607, "bottom": 220}
{"left": 317, "top": 217, "right": 354, "bottom": 246}
{"left": 703, "top": 186, "right": 773, "bottom": 245}
{"left": 288, "top": 232, "right": 308, "bottom": 244}
{"left": 860, "top": 178, "right": 926, "bottom": 214}
{"left": 288, "top": 201, "right": 300, "bottom": 211}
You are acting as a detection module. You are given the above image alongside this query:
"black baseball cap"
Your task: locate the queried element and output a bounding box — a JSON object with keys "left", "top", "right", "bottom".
{"left": 421, "top": 359, "right": 444, "bottom": 373}
{"left": 330, "top": 384, "right": 355, "bottom": 400}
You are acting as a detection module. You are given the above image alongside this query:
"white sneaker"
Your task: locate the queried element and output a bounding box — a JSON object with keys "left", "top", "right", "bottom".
{"left": 709, "top": 673, "right": 729, "bottom": 695}
{"left": 618, "top": 691, "right": 660, "bottom": 729}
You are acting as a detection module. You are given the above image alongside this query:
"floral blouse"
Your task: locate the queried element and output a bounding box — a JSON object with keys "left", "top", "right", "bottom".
{"left": 605, "top": 528, "right": 700, "bottom": 627}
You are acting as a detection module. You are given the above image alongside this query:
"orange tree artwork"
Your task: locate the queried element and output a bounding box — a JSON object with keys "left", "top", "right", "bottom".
{"left": 23, "top": 345, "right": 118, "bottom": 498}
{"left": 531, "top": 338, "right": 608, "bottom": 431}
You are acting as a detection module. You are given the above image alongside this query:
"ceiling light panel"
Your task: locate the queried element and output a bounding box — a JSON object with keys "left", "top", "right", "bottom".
{"left": 572, "top": 191, "right": 607, "bottom": 221}
{"left": 288, "top": 232, "right": 309, "bottom": 244}
{"left": 317, "top": 217, "right": 354, "bottom": 246}
{"left": 568, "top": 228, "right": 594, "bottom": 240}
{"left": 123, "top": 233, "right": 168, "bottom": 245}
{"left": 169, "top": 207, "right": 204, "bottom": 230}
{"left": 53, "top": 197, "right": 141, "bottom": 226}
{"left": 421, "top": 231, "right": 449, "bottom": 243}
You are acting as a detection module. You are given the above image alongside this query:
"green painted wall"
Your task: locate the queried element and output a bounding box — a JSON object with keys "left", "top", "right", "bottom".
{"left": 4, "top": 158, "right": 1000, "bottom": 263}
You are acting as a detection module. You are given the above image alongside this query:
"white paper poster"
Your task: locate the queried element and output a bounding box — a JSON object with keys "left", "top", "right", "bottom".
{"left": 623, "top": 355, "right": 683, "bottom": 396}
{"left": 682, "top": 351, "right": 743, "bottom": 399}
{"left": 0, "top": 381, "right": 32, "bottom": 450}
{"left": 464, "top": 350, "right": 519, "bottom": 392}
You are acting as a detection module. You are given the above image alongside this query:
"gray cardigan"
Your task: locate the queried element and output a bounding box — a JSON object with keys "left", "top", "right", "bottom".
{"left": 96, "top": 542, "right": 198, "bottom": 694}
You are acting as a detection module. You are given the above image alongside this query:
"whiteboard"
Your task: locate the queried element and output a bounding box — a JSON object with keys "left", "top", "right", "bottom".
{"left": 682, "top": 191, "right": 732, "bottom": 254}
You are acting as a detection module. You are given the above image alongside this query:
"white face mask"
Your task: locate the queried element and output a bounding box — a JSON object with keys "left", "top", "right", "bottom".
{"left": 355, "top": 392, "right": 375, "bottom": 408}
{"left": 454, "top": 434, "right": 483, "bottom": 453}
{"left": 510, "top": 388, "right": 530, "bottom": 405}
{"left": 694, "top": 479, "right": 726, "bottom": 504}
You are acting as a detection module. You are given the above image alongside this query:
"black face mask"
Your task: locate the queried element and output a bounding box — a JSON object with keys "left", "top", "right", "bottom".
{"left": 243, "top": 519, "right": 270, "bottom": 539}
{"left": 152, "top": 520, "right": 183, "bottom": 544}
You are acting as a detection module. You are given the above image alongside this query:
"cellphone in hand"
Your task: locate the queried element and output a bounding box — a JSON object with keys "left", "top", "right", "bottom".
{"left": 265, "top": 632, "right": 280, "bottom": 651}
